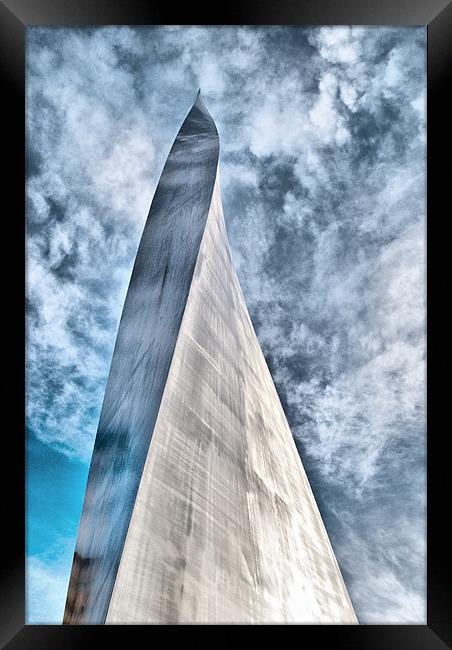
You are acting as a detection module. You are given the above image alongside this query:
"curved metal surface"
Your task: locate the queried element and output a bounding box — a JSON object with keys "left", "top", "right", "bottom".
{"left": 105, "top": 170, "right": 357, "bottom": 623}
{"left": 64, "top": 92, "right": 219, "bottom": 624}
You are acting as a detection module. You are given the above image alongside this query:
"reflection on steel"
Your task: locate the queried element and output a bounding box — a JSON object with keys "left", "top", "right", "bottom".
{"left": 64, "top": 92, "right": 357, "bottom": 624}
{"left": 64, "top": 91, "right": 219, "bottom": 624}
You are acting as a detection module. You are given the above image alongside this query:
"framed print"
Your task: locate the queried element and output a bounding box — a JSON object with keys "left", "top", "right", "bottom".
{"left": 2, "top": 0, "right": 450, "bottom": 647}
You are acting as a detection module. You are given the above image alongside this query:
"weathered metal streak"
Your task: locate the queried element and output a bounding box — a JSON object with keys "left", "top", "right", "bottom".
{"left": 63, "top": 93, "right": 219, "bottom": 624}
{"left": 106, "top": 170, "right": 357, "bottom": 624}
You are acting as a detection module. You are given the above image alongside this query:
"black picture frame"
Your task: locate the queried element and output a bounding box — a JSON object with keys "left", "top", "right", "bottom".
{"left": 3, "top": 0, "right": 450, "bottom": 647}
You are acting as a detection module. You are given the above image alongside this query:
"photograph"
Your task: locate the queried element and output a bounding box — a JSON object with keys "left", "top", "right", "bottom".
{"left": 0, "top": 0, "right": 449, "bottom": 646}
{"left": 25, "top": 25, "right": 426, "bottom": 625}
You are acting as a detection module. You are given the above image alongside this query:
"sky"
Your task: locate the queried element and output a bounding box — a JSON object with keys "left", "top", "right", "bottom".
{"left": 26, "top": 26, "right": 426, "bottom": 624}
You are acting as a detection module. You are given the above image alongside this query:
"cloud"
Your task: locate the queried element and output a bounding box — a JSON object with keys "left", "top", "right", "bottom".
{"left": 308, "top": 71, "right": 351, "bottom": 145}
{"left": 26, "top": 26, "right": 426, "bottom": 623}
{"left": 316, "top": 26, "right": 361, "bottom": 64}
{"left": 336, "top": 520, "right": 426, "bottom": 623}
{"left": 26, "top": 538, "right": 74, "bottom": 624}
{"left": 27, "top": 557, "right": 68, "bottom": 624}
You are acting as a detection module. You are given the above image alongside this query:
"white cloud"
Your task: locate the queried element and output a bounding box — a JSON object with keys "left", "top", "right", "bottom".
{"left": 339, "top": 517, "right": 426, "bottom": 623}
{"left": 339, "top": 81, "right": 358, "bottom": 111}
{"left": 26, "top": 537, "right": 75, "bottom": 624}
{"left": 27, "top": 557, "right": 69, "bottom": 624}
{"left": 316, "top": 27, "right": 360, "bottom": 64}
{"left": 198, "top": 58, "right": 225, "bottom": 96}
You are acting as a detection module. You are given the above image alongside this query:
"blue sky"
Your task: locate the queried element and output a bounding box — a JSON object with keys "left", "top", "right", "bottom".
{"left": 26, "top": 26, "right": 426, "bottom": 624}
{"left": 25, "top": 433, "right": 88, "bottom": 622}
